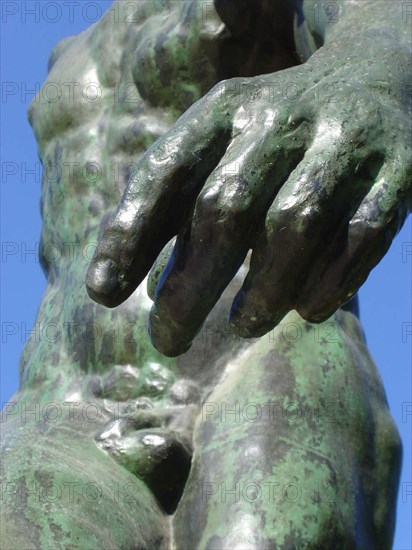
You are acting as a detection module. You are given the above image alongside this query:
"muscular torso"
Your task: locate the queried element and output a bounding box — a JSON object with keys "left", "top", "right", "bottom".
{"left": 24, "top": 0, "right": 299, "bottom": 399}
{"left": 2, "top": 3, "right": 402, "bottom": 547}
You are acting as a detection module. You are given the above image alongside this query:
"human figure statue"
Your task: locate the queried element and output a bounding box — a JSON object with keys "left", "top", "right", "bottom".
{"left": 1, "top": 0, "right": 410, "bottom": 548}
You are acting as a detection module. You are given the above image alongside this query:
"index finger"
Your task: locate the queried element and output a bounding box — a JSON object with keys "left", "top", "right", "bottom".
{"left": 86, "top": 93, "right": 232, "bottom": 308}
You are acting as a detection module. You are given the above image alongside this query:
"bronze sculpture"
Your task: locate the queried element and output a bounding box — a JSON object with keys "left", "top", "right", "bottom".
{"left": 1, "top": 0, "right": 410, "bottom": 547}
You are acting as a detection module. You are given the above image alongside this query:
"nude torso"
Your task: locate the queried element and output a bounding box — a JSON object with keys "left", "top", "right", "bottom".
{"left": 24, "top": 0, "right": 298, "bottom": 398}
{"left": 2, "top": 4, "right": 402, "bottom": 547}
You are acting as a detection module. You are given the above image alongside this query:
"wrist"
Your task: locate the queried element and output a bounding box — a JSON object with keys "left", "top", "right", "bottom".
{"left": 302, "top": 0, "right": 411, "bottom": 50}
{"left": 298, "top": 30, "right": 411, "bottom": 113}
{"left": 308, "top": 28, "right": 411, "bottom": 77}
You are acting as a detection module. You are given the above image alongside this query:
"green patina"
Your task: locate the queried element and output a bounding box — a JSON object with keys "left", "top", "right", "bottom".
{"left": 1, "top": 0, "right": 410, "bottom": 548}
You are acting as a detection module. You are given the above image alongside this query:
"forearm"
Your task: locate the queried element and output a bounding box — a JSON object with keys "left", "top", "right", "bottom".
{"left": 303, "top": 0, "right": 411, "bottom": 48}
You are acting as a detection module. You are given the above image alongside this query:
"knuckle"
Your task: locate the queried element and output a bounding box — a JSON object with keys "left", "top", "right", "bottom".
{"left": 208, "top": 77, "right": 246, "bottom": 108}
{"left": 196, "top": 185, "right": 229, "bottom": 221}
{"left": 349, "top": 216, "right": 383, "bottom": 242}
{"left": 195, "top": 181, "right": 251, "bottom": 237}
{"left": 273, "top": 196, "right": 320, "bottom": 230}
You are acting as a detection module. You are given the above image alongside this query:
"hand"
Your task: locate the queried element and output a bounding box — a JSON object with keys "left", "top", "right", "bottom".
{"left": 86, "top": 38, "right": 411, "bottom": 356}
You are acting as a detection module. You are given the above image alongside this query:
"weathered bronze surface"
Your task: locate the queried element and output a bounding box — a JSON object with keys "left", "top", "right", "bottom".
{"left": 1, "top": 1, "right": 410, "bottom": 548}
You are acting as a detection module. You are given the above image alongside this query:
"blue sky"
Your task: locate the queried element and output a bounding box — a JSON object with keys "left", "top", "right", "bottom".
{"left": 1, "top": 1, "right": 411, "bottom": 547}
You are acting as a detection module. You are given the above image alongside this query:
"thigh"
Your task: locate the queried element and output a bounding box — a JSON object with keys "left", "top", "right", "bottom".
{"left": 173, "top": 311, "right": 401, "bottom": 549}
{"left": 0, "top": 393, "right": 170, "bottom": 550}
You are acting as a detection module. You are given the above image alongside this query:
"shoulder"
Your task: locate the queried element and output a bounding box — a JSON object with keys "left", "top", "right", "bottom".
{"left": 47, "top": 35, "right": 78, "bottom": 73}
